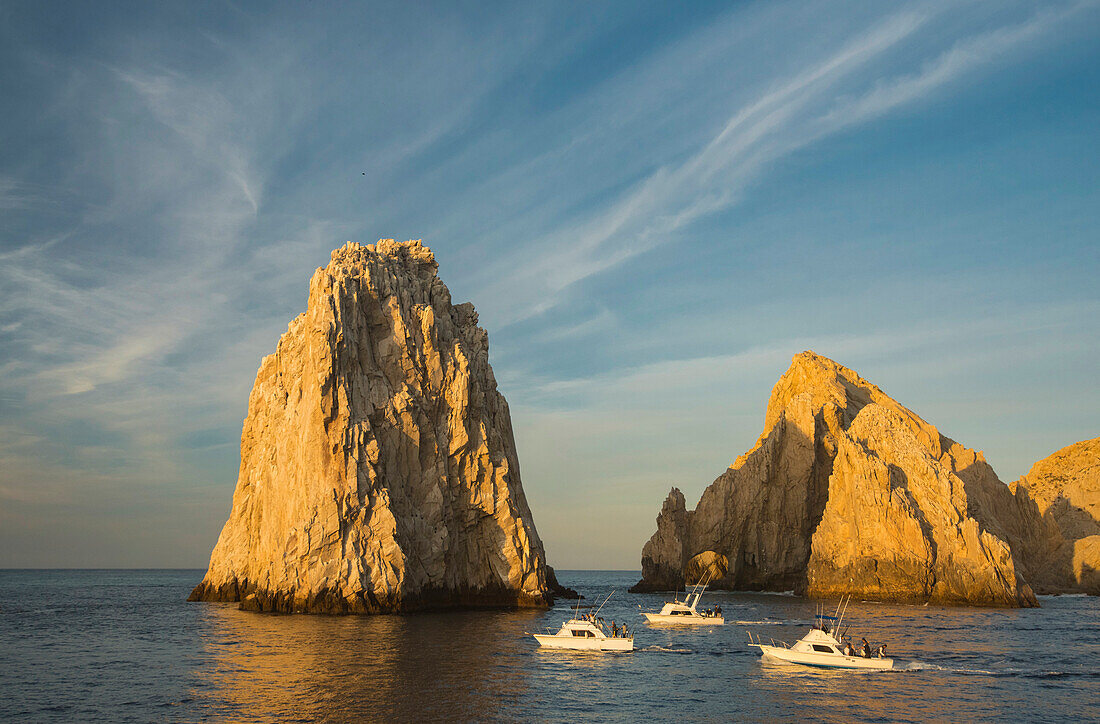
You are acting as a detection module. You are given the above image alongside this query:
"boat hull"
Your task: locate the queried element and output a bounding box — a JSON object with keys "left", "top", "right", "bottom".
{"left": 533, "top": 635, "right": 634, "bottom": 652}
{"left": 643, "top": 613, "right": 724, "bottom": 625}
{"left": 757, "top": 645, "right": 892, "bottom": 670}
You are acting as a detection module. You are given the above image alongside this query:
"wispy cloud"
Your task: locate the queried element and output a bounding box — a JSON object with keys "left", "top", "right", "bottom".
{"left": 116, "top": 68, "right": 264, "bottom": 215}
{"left": 816, "top": 1, "right": 1096, "bottom": 130}
{"left": 514, "top": 300, "right": 1100, "bottom": 409}
{"left": 0, "top": 176, "right": 60, "bottom": 211}
{"left": 0, "top": 48, "right": 280, "bottom": 525}
{"left": 472, "top": 2, "right": 1090, "bottom": 328}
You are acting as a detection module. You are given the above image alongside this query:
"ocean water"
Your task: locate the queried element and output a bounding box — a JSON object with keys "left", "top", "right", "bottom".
{"left": 1, "top": 570, "right": 1097, "bottom": 723}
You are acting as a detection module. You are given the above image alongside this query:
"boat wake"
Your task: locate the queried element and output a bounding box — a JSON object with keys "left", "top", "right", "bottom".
{"left": 893, "top": 662, "right": 1081, "bottom": 678}
{"left": 734, "top": 616, "right": 787, "bottom": 624}
{"left": 896, "top": 661, "right": 995, "bottom": 675}
{"left": 640, "top": 645, "right": 693, "bottom": 654}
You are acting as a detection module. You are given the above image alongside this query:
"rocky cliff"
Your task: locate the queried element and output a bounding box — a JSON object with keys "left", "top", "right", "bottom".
{"left": 190, "top": 240, "right": 559, "bottom": 613}
{"left": 1011, "top": 438, "right": 1100, "bottom": 594}
{"left": 632, "top": 351, "right": 1045, "bottom": 606}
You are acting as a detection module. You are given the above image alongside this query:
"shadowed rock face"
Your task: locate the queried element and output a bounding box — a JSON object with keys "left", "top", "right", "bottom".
{"left": 190, "top": 240, "right": 556, "bottom": 613}
{"left": 632, "top": 351, "right": 1042, "bottom": 607}
{"left": 1010, "top": 438, "right": 1100, "bottom": 594}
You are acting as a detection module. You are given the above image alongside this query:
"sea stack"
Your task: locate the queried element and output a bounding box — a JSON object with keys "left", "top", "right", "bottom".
{"left": 190, "top": 240, "right": 556, "bottom": 613}
{"left": 632, "top": 351, "right": 1043, "bottom": 607}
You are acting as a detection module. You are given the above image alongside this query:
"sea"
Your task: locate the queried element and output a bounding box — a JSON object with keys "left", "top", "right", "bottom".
{"left": 1, "top": 569, "right": 1097, "bottom": 723}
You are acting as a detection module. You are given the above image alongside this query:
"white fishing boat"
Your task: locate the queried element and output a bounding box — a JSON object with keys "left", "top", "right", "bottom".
{"left": 533, "top": 592, "right": 634, "bottom": 652}
{"left": 747, "top": 597, "right": 893, "bottom": 670}
{"left": 642, "top": 573, "right": 724, "bottom": 625}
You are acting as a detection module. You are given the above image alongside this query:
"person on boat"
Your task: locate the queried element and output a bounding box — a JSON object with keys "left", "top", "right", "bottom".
{"left": 611, "top": 621, "right": 618, "bottom": 637}
{"left": 842, "top": 640, "right": 853, "bottom": 656}
{"left": 715, "top": 605, "right": 722, "bottom": 616}
{"left": 875, "top": 643, "right": 887, "bottom": 658}
{"left": 861, "top": 638, "right": 871, "bottom": 658}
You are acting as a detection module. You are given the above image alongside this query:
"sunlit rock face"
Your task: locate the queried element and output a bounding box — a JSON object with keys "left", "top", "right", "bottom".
{"left": 1010, "top": 437, "right": 1100, "bottom": 594}
{"left": 632, "top": 351, "right": 1041, "bottom": 607}
{"left": 190, "top": 240, "right": 553, "bottom": 613}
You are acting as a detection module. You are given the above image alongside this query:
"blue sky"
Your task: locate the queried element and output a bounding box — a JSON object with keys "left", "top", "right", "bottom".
{"left": 1, "top": 0, "right": 1097, "bottom": 568}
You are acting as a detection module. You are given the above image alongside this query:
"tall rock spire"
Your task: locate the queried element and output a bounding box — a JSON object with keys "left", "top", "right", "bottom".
{"left": 189, "top": 240, "right": 552, "bottom": 613}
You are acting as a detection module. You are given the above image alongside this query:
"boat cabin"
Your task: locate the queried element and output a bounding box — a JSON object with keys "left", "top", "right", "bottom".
{"left": 557, "top": 619, "right": 612, "bottom": 639}
{"left": 659, "top": 603, "right": 699, "bottom": 616}
{"left": 790, "top": 627, "right": 844, "bottom": 655}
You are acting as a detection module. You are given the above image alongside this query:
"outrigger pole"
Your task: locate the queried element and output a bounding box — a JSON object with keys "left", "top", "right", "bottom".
{"left": 686, "top": 570, "right": 713, "bottom": 607}
{"left": 592, "top": 590, "right": 615, "bottom": 619}
{"left": 835, "top": 594, "right": 851, "bottom": 633}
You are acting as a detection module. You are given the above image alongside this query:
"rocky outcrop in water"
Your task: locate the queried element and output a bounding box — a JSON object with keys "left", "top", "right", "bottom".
{"left": 632, "top": 352, "right": 1044, "bottom": 606}
{"left": 190, "top": 240, "right": 560, "bottom": 613}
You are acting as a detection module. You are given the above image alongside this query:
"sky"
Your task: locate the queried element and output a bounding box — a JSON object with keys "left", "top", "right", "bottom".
{"left": 1, "top": 0, "right": 1098, "bottom": 569}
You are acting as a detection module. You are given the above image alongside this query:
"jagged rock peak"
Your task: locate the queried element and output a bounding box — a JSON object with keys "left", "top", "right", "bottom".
{"left": 762, "top": 351, "right": 952, "bottom": 454}
{"left": 189, "top": 239, "right": 558, "bottom": 613}
{"left": 330, "top": 238, "right": 437, "bottom": 270}
{"left": 633, "top": 350, "right": 1041, "bottom": 607}
{"left": 763, "top": 350, "right": 879, "bottom": 432}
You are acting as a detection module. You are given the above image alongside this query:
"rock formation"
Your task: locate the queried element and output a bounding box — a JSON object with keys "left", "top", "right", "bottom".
{"left": 1013, "top": 438, "right": 1100, "bottom": 538}
{"left": 632, "top": 351, "right": 1049, "bottom": 606}
{"left": 1010, "top": 438, "right": 1100, "bottom": 594}
{"left": 190, "top": 239, "right": 565, "bottom": 613}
